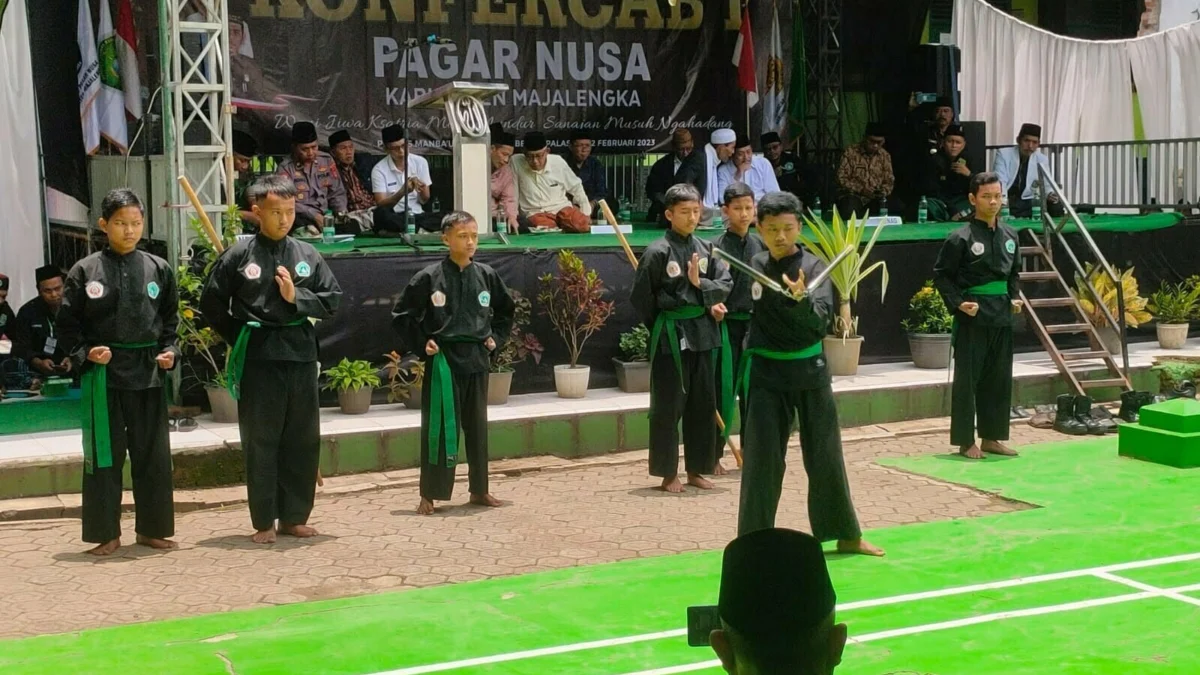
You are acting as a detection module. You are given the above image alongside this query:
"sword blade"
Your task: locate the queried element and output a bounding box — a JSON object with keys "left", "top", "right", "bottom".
{"left": 712, "top": 247, "right": 789, "bottom": 297}
{"left": 799, "top": 245, "right": 854, "bottom": 298}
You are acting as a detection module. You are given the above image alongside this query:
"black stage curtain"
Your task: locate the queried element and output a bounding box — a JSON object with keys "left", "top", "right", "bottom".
{"left": 27, "top": 0, "right": 90, "bottom": 208}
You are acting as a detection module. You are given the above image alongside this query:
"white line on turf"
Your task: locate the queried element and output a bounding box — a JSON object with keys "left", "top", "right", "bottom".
{"left": 1093, "top": 571, "right": 1200, "bottom": 608}
{"left": 372, "top": 552, "right": 1200, "bottom": 675}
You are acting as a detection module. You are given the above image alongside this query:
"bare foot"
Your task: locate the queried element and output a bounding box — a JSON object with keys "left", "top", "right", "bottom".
{"left": 416, "top": 498, "right": 435, "bottom": 515}
{"left": 837, "top": 538, "right": 886, "bottom": 557}
{"left": 251, "top": 529, "right": 276, "bottom": 544}
{"left": 278, "top": 523, "right": 318, "bottom": 538}
{"left": 86, "top": 538, "right": 121, "bottom": 556}
{"left": 469, "top": 493, "right": 503, "bottom": 508}
{"left": 659, "top": 476, "right": 685, "bottom": 493}
{"left": 712, "top": 461, "right": 728, "bottom": 476}
{"left": 135, "top": 535, "right": 178, "bottom": 550}
{"left": 687, "top": 473, "right": 715, "bottom": 490}
{"left": 959, "top": 444, "right": 984, "bottom": 460}
{"left": 981, "top": 439, "right": 1019, "bottom": 456}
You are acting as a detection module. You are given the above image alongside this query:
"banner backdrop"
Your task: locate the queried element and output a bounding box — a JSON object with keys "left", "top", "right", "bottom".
{"left": 231, "top": 0, "right": 791, "bottom": 153}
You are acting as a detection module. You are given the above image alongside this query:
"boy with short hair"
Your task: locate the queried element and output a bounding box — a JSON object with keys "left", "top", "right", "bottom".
{"left": 57, "top": 188, "right": 180, "bottom": 556}
{"left": 392, "top": 211, "right": 516, "bottom": 515}
{"left": 200, "top": 175, "right": 343, "bottom": 544}
{"left": 631, "top": 183, "right": 732, "bottom": 493}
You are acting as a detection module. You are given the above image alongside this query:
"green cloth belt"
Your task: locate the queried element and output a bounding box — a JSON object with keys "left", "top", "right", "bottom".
{"left": 649, "top": 306, "right": 735, "bottom": 438}
{"left": 226, "top": 319, "right": 307, "bottom": 401}
{"left": 725, "top": 312, "right": 751, "bottom": 322}
{"left": 736, "top": 342, "right": 825, "bottom": 401}
{"left": 714, "top": 323, "right": 735, "bottom": 440}
{"left": 427, "top": 336, "right": 483, "bottom": 468}
{"left": 82, "top": 341, "right": 158, "bottom": 475}
{"left": 951, "top": 280, "right": 1011, "bottom": 347}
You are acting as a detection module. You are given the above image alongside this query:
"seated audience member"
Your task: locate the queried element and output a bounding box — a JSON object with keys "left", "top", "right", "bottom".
{"left": 231, "top": 130, "right": 260, "bottom": 230}
{"left": 761, "top": 131, "right": 807, "bottom": 201}
{"left": 565, "top": 130, "right": 608, "bottom": 213}
{"left": 993, "top": 122, "right": 1063, "bottom": 219}
{"left": 717, "top": 134, "right": 780, "bottom": 202}
{"left": 277, "top": 121, "right": 346, "bottom": 237}
{"left": 703, "top": 128, "right": 738, "bottom": 211}
{"left": 921, "top": 125, "right": 974, "bottom": 221}
{"left": 489, "top": 126, "right": 530, "bottom": 234}
{"left": 511, "top": 132, "right": 592, "bottom": 233}
{"left": 645, "top": 128, "right": 707, "bottom": 227}
{"left": 12, "top": 266, "right": 71, "bottom": 380}
{"left": 371, "top": 124, "right": 440, "bottom": 233}
{"left": 329, "top": 129, "right": 378, "bottom": 234}
{"left": 709, "top": 528, "right": 848, "bottom": 674}
{"left": 836, "top": 123, "right": 894, "bottom": 217}
{"left": 0, "top": 273, "right": 13, "bottom": 341}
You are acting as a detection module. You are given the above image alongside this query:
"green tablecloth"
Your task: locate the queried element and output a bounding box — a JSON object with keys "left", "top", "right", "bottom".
{"left": 312, "top": 213, "right": 1185, "bottom": 256}
{"left": 0, "top": 389, "right": 81, "bottom": 435}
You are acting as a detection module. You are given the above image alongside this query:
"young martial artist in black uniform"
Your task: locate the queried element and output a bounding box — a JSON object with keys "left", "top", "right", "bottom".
{"left": 631, "top": 183, "right": 733, "bottom": 493}
{"left": 736, "top": 191, "right": 883, "bottom": 556}
{"left": 392, "top": 211, "right": 515, "bottom": 515}
{"left": 933, "top": 172, "right": 1023, "bottom": 459}
{"left": 57, "top": 188, "right": 179, "bottom": 556}
{"left": 200, "top": 175, "right": 343, "bottom": 543}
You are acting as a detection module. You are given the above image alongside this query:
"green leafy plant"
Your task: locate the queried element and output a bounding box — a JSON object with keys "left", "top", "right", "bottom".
{"left": 1150, "top": 282, "right": 1200, "bottom": 324}
{"left": 538, "top": 250, "right": 615, "bottom": 368}
{"left": 383, "top": 351, "right": 424, "bottom": 403}
{"left": 491, "top": 291, "right": 545, "bottom": 373}
{"left": 901, "top": 280, "right": 953, "bottom": 335}
{"left": 177, "top": 206, "right": 244, "bottom": 388}
{"left": 1151, "top": 358, "right": 1200, "bottom": 391}
{"left": 1074, "top": 263, "right": 1153, "bottom": 328}
{"left": 618, "top": 324, "right": 650, "bottom": 362}
{"left": 799, "top": 207, "right": 889, "bottom": 338}
{"left": 322, "top": 358, "right": 381, "bottom": 393}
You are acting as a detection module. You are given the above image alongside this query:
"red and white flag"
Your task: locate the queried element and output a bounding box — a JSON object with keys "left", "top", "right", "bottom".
{"left": 732, "top": 4, "right": 758, "bottom": 108}
{"left": 116, "top": 0, "right": 142, "bottom": 118}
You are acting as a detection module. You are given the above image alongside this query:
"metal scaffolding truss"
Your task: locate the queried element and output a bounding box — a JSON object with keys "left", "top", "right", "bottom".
{"left": 802, "top": 0, "right": 843, "bottom": 199}
{"left": 159, "top": 0, "right": 232, "bottom": 262}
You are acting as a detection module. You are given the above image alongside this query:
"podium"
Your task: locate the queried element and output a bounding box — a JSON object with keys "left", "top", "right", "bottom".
{"left": 410, "top": 82, "right": 510, "bottom": 238}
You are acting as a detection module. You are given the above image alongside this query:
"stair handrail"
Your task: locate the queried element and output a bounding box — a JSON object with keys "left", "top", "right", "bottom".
{"left": 1036, "top": 165, "right": 1131, "bottom": 379}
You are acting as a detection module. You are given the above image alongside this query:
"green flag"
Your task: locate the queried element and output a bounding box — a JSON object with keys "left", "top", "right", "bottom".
{"left": 788, "top": 4, "right": 807, "bottom": 134}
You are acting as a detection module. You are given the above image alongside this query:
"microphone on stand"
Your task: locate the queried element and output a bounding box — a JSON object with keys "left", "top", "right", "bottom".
{"left": 425, "top": 34, "right": 453, "bottom": 45}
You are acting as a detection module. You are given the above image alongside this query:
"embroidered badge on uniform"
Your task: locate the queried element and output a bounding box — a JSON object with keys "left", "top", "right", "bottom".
{"left": 666, "top": 261, "right": 682, "bottom": 278}
{"left": 751, "top": 281, "right": 763, "bottom": 300}
{"left": 147, "top": 281, "right": 160, "bottom": 299}
{"left": 698, "top": 257, "right": 709, "bottom": 274}
{"left": 478, "top": 291, "right": 491, "bottom": 307}
{"left": 432, "top": 291, "right": 447, "bottom": 307}
{"left": 85, "top": 281, "right": 105, "bottom": 299}
{"left": 244, "top": 263, "right": 262, "bottom": 280}
{"left": 0, "top": 315, "right": 7, "bottom": 327}
{"left": 1005, "top": 239, "right": 1016, "bottom": 254}
{"left": 295, "top": 261, "right": 312, "bottom": 278}
{"left": 970, "top": 242, "right": 985, "bottom": 256}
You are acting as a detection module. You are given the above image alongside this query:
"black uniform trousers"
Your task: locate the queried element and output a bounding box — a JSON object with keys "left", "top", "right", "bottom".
{"left": 82, "top": 387, "right": 174, "bottom": 543}
{"left": 238, "top": 360, "right": 321, "bottom": 531}
{"left": 420, "top": 367, "right": 489, "bottom": 501}
{"left": 714, "top": 318, "right": 750, "bottom": 460}
{"left": 649, "top": 349, "right": 718, "bottom": 478}
{"left": 737, "top": 383, "right": 862, "bottom": 541}
{"left": 951, "top": 322, "right": 1014, "bottom": 447}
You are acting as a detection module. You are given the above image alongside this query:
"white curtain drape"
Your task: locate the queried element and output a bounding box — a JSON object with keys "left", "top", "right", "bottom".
{"left": 0, "top": 0, "right": 46, "bottom": 306}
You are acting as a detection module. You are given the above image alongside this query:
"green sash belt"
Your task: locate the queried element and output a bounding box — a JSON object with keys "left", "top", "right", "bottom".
{"left": 428, "top": 336, "right": 482, "bottom": 468}
{"left": 951, "top": 280, "right": 1010, "bottom": 346}
{"left": 649, "top": 306, "right": 734, "bottom": 439}
{"left": 714, "top": 323, "right": 735, "bottom": 439}
{"left": 82, "top": 341, "right": 157, "bottom": 474}
{"left": 226, "top": 319, "right": 307, "bottom": 401}
{"left": 736, "top": 342, "right": 824, "bottom": 401}
{"left": 725, "top": 312, "right": 751, "bottom": 322}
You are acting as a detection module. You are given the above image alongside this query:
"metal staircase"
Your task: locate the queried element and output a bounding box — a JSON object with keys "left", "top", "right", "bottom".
{"left": 1015, "top": 166, "right": 1132, "bottom": 396}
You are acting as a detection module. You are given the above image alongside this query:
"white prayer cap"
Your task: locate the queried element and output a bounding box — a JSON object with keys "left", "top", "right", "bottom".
{"left": 711, "top": 129, "right": 736, "bottom": 145}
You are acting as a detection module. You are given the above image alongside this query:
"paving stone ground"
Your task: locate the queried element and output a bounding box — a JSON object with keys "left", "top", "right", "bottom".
{"left": 0, "top": 424, "right": 1060, "bottom": 640}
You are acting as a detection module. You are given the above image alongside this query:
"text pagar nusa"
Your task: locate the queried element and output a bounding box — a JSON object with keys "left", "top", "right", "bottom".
{"left": 374, "top": 39, "right": 651, "bottom": 83}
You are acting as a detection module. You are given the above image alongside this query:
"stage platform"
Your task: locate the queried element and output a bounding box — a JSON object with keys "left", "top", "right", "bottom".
{"left": 0, "top": 340, "right": 1190, "bottom": 503}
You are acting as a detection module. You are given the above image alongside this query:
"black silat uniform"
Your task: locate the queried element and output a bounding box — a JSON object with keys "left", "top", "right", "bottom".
{"left": 392, "top": 259, "right": 515, "bottom": 501}
{"left": 933, "top": 219, "right": 1021, "bottom": 448}
{"left": 713, "top": 227, "right": 766, "bottom": 456}
{"left": 199, "top": 234, "right": 342, "bottom": 532}
{"left": 631, "top": 228, "right": 732, "bottom": 479}
{"left": 736, "top": 248, "right": 863, "bottom": 542}
{"left": 11, "top": 297, "right": 68, "bottom": 369}
{"left": 57, "top": 248, "right": 180, "bottom": 544}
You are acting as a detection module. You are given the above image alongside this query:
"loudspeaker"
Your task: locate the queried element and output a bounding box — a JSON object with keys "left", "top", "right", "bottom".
{"left": 960, "top": 120, "right": 987, "bottom": 176}
{"left": 909, "top": 44, "right": 962, "bottom": 96}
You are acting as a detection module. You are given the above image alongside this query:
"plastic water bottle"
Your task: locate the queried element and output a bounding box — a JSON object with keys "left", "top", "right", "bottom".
{"left": 405, "top": 210, "right": 416, "bottom": 235}
{"left": 879, "top": 196, "right": 888, "bottom": 218}
{"left": 918, "top": 196, "right": 928, "bottom": 224}
{"left": 1001, "top": 196, "right": 1011, "bottom": 221}
{"left": 813, "top": 196, "right": 823, "bottom": 222}
{"left": 618, "top": 197, "right": 632, "bottom": 223}
{"left": 1031, "top": 181, "right": 1043, "bottom": 222}
{"left": 265, "top": 156, "right": 277, "bottom": 172}
{"left": 493, "top": 209, "right": 504, "bottom": 233}
{"left": 322, "top": 210, "right": 335, "bottom": 243}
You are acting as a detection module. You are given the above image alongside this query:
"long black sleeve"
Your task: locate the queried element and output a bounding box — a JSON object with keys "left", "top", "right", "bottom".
{"left": 631, "top": 244, "right": 666, "bottom": 326}
{"left": 199, "top": 251, "right": 240, "bottom": 346}
{"left": 159, "top": 266, "right": 181, "bottom": 363}
{"left": 391, "top": 270, "right": 432, "bottom": 356}
{"left": 57, "top": 266, "right": 91, "bottom": 372}
{"left": 488, "top": 273, "right": 516, "bottom": 350}
{"left": 933, "top": 234, "right": 966, "bottom": 312}
{"left": 293, "top": 255, "right": 341, "bottom": 321}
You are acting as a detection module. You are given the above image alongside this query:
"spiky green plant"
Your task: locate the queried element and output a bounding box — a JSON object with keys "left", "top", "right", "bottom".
{"left": 799, "top": 207, "right": 889, "bottom": 338}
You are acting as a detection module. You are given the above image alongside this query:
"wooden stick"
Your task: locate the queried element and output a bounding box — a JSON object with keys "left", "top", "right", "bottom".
{"left": 599, "top": 199, "right": 744, "bottom": 468}
{"left": 177, "top": 175, "right": 225, "bottom": 254}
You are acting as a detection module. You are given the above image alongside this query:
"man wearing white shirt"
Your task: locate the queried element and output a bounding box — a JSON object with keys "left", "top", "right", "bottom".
{"left": 511, "top": 132, "right": 592, "bottom": 233}
{"left": 703, "top": 128, "right": 738, "bottom": 210}
{"left": 992, "top": 122, "right": 1062, "bottom": 219}
{"left": 717, "top": 134, "right": 781, "bottom": 203}
{"left": 371, "top": 124, "right": 438, "bottom": 232}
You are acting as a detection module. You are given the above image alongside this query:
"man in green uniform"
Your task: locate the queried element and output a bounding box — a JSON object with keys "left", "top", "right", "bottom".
{"left": 933, "top": 172, "right": 1023, "bottom": 460}
{"left": 392, "top": 211, "right": 515, "bottom": 515}
{"left": 712, "top": 182, "right": 765, "bottom": 473}
{"left": 631, "top": 183, "right": 732, "bottom": 493}
{"left": 736, "top": 191, "right": 883, "bottom": 556}
{"left": 200, "top": 175, "right": 343, "bottom": 544}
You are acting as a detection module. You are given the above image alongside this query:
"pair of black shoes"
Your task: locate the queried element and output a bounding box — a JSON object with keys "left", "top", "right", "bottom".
{"left": 1053, "top": 394, "right": 1117, "bottom": 435}
{"left": 1116, "top": 390, "right": 1155, "bottom": 424}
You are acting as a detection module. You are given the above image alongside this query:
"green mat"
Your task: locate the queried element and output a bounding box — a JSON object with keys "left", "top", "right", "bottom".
{"left": 0, "top": 389, "right": 80, "bottom": 435}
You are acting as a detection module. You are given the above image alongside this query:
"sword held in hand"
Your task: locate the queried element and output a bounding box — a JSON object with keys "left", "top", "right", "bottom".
{"left": 712, "top": 245, "right": 854, "bottom": 300}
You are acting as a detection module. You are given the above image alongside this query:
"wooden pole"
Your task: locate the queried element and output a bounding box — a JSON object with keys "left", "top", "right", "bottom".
{"left": 176, "top": 175, "right": 225, "bottom": 254}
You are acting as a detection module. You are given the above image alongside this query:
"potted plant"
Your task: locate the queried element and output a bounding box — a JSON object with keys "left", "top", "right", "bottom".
{"left": 322, "top": 358, "right": 381, "bottom": 414}
{"left": 1148, "top": 281, "right": 1200, "bottom": 349}
{"left": 383, "top": 351, "right": 425, "bottom": 410}
{"left": 1074, "top": 263, "right": 1152, "bottom": 355}
{"left": 799, "top": 207, "right": 889, "bottom": 376}
{"left": 538, "top": 250, "right": 615, "bottom": 398}
{"left": 488, "top": 291, "right": 544, "bottom": 405}
{"left": 613, "top": 323, "right": 651, "bottom": 392}
{"left": 901, "top": 280, "right": 953, "bottom": 369}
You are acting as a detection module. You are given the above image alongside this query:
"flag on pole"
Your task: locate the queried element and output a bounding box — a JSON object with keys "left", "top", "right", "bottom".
{"left": 788, "top": 6, "right": 807, "bottom": 132}
{"left": 76, "top": 0, "right": 101, "bottom": 155}
{"left": 115, "top": 0, "right": 141, "bottom": 118}
{"left": 732, "top": 4, "right": 758, "bottom": 109}
{"left": 762, "top": 1, "right": 786, "bottom": 133}
{"left": 96, "top": 0, "right": 128, "bottom": 151}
